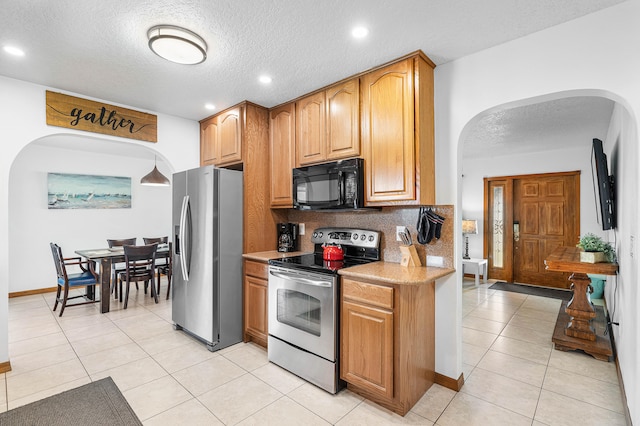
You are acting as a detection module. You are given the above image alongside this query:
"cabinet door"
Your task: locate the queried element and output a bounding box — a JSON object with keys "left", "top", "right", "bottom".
{"left": 296, "top": 91, "right": 326, "bottom": 167}
{"left": 270, "top": 103, "right": 295, "bottom": 208}
{"left": 200, "top": 117, "right": 218, "bottom": 166}
{"left": 326, "top": 78, "right": 360, "bottom": 161}
{"left": 361, "top": 58, "right": 416, "bottom": 204}
{"left": 244, "top": 275, "right": 268, "bottom": 344}
{"left": 217, "top": 107, "right": 242, "bottom": 166}
{"left": 341, "top": 299, "right": 394, "bottom": 399}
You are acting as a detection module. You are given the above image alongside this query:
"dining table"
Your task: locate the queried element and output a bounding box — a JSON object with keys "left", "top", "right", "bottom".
{"left": 75, "top": 244, "right": 171, "bottom": 313}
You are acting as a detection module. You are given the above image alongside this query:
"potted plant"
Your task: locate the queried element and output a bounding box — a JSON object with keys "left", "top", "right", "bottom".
{"left": 577, "top": 233, "right": 616, "bottom": 263}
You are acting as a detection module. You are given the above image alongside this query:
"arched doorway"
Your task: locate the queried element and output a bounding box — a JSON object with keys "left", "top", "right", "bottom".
{"left": 460, "top": 93, "right": 619, "bottom": 287}
{"left": 8, "top": 133, "right": 173, "bottom": 295}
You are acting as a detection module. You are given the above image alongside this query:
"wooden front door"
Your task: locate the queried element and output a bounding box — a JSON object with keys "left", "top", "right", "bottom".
{"left": 485, "top": 171, "right": 579, "bottom": 289}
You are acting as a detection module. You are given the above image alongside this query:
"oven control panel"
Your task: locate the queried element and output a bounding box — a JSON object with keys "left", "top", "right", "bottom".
{"left": 311, "top": 227, "right": 380, "bottom": 249}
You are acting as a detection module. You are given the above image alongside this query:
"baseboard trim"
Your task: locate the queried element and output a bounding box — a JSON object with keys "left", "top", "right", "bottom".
{"left": 435, "top": 372, "right": 464, "bottom": 391}
{"left": 0, "top": 361, "right": 12, "bottom": 374}
{"left": 9, "top": 287, "right": 57, "bottom": 298}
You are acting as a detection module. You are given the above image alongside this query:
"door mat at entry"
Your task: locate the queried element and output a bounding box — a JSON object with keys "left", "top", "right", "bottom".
{"left": 489, "top": 281, "right": 572, "bottom": 301}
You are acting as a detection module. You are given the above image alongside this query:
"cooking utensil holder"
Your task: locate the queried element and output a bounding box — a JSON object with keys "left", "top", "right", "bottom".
{"left": 400, "top": 245, "right": 421, "bottom": 267}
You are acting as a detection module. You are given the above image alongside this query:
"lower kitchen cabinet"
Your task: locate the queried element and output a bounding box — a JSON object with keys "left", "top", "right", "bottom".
{"left": 243, "top": 259, "right": 269, "bottom": 347}
{"left": 340, "top": 277, "right": 435, "bottom": 416}
{"left": 342, "top": 299, "right": 394, "bottom": 399}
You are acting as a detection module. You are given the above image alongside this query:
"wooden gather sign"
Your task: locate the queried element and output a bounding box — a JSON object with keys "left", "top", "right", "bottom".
{"left": 45, "top": 91, "right": 157, "bottom": 142}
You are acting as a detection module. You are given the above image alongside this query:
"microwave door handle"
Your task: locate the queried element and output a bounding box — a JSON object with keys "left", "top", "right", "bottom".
{"left": 338, "top": 171, "right": 344, "bottom": 205}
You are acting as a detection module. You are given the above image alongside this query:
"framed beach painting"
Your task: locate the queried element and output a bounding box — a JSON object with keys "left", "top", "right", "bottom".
{"left": 47, "top": 173, "right": 131, "bottom": 209}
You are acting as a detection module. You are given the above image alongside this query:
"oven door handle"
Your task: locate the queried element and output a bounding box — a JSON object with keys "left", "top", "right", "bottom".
{"left": 269, "top": 270, "right": 333, "bottom": 288}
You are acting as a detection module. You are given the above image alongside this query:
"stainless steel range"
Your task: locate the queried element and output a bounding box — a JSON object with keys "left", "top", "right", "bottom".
{"left": 267, "top": 227, "right": 381, "bottom": 394}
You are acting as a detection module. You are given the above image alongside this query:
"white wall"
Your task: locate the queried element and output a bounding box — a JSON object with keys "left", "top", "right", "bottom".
{"left": 602, "top": 103, "right": 639, "bottom": 416}
{"left": 434, "top": 1, "right": 640, "bottom": 422}
{"left": 9, "top": 142, "right": 172, "bottom": 292}
{"left": 461, "top": 143, "right": 605, "bottom": 260}
{"left": 0, "top": 75, "right": 199, "bottom": 364}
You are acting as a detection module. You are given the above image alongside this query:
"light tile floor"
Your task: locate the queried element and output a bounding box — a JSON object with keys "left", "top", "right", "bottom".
{"left": 1, "top": 279, "right": 628, "bottom": 425}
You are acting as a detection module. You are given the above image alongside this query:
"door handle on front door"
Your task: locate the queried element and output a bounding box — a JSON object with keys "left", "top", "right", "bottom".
{"left": 514, "top": 221, "right": 520, "bottom": 243}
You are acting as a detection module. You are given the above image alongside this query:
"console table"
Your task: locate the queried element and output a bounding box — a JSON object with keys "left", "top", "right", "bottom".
{"left": 544, "top": 246, "right": 618, "bottom": 360}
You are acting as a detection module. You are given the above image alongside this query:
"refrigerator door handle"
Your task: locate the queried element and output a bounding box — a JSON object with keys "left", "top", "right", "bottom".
{"left": 179, "top": 195, "right": 191, "bottom": 281}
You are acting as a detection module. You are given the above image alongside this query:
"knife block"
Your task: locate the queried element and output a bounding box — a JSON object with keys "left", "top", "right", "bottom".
{"left": 400, "top": 245, "right": 421, "bottom": 267}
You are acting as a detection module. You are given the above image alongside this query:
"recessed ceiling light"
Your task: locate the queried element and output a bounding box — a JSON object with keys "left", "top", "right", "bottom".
{"left": 3, "top": 45, "right": 25, "bottom": 56}
{"left": 259, "top": 75, "right": 272, "bottom": 84}
{"left": 351, "top": 26, "right": 369, "bottom": 39}
{"left": 147, "top": 25, "right": 207, "bottom": 65}
{"left": 205, "top": 103, "right": 216, "bottom": 110}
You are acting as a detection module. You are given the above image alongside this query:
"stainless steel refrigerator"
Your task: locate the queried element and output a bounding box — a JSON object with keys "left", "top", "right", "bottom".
{"left": 172, "top": 165, "right": 243, "bottom": 351}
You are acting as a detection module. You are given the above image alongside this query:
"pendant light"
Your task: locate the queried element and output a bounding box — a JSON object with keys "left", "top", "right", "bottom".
{"left": 141, "top": 156, "right": 170, "bottom": 186}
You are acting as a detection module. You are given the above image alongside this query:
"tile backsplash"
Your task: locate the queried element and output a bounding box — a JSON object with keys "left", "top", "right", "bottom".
{"left": 285, "top": 205, "right": 454, "bottom": 268}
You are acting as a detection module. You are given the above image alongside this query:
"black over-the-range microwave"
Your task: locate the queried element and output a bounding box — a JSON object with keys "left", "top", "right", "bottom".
{"left": 293, "top": 158, "right": 366, "bottom": 211}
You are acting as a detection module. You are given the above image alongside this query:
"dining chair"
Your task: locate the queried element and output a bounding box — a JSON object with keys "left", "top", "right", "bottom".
{"left": 118, "top": 243, "right": 158, "bottom": 309}
{"left": 143, "top": 237, "right": 172, "bottom": 299}
{"left": 157, "top": 242, "right": 172, "bottom": 300}
{"left": 50, "top": 242, "right": 99, "bottom": 316}
{"left": 107, "top": 237, "right": 137, "bottom": 298}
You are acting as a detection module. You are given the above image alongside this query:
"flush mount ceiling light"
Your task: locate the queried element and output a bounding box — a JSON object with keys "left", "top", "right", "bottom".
{"left": 147, "top": 25, "right": 207, "bottom": 65}
{"left": 141, "top": 156, "right": 170, "bottom": 186}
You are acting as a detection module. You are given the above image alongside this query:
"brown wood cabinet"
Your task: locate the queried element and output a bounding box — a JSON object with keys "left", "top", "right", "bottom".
{"left": 340, "top": 277, "right": 435, "bottom": 416}
{"left": 361, "top": 53, "right": 435, "bottom": 206}
{"left": 269, "top": 103, "right": 296, "bottom": 208}
{"left": 296, "top": 91, "right": 325, "bottom": 166}
{"left": 200, "top": 117, "right": 218, "bottom": 165}
{"left": 342, "top": 280, "right": 394, "bottom": 399}
{"left": 199, "top": 102, "right": 278, "bottom": 254}
{"left": 217, "top": 108, "right": 242, "bottom": 166}
{"left": 200, "top": 106, "right": 242, "bottom": 167}
{"left": 243, "top": 259, "right": 269, "bottom": 347}
{"left": 296, "top": 78, "right": 360, "bottom": 167}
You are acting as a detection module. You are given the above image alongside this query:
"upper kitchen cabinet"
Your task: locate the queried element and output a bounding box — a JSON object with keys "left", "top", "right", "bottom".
{"left": 296, "top": 78, "right": 360, "bottom": 167}
{"left": 361, "top": 53, "right": 435, "bottom": 206}
{"left": 217, "top": 107, "right": 242, "bottom": 166}
{"left": 200, "top": 117, "right": 218, "bottom": 165}
{"left": 296, "top": 91, "right": 325, "bottom": 166}
{"left": 199, "top": 106, "right": 242, "bottom": 167}
{"left": 199, "top": 102, "right": 276, "bottom": 254}
{"left": 270, "top": 102, "right": 296, "bottom": 208}
{"left": 327, "top": 79, "right": 360, "bottom": 161}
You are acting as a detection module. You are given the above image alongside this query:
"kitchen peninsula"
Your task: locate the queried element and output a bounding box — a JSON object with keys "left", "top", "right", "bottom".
{"left": 339, "top": 263, "right": 454, "bottom": 415}
{"left": 243, "top": 249, "right": 454, "bottom": 416}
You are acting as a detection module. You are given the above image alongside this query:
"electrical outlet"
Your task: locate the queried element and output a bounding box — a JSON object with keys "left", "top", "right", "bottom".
{"left": 426, "top": 255, "right": 444, "bottom": 267}
{"left": 298, "top": 223, "right": 305, "bottom": 236}
{"left": 396, "top": 226, "right": 407, "bottom": 241}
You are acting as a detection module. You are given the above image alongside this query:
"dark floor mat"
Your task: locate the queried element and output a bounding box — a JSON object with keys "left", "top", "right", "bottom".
{"left": 489, "top": 281, "right": 572, "bottom": 301}
{"left": 0, "top": 377, "right": 141, "bottom": 425}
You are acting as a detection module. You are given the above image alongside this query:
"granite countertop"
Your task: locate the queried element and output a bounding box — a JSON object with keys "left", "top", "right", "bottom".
{"left": 243, "top": 251, "right": 455, "bottom": 285}
{"left": 339, "top": 261, "right": 455, "bottom": 285}
{"left": 242, "top": 250, "right": 309, "bottom": 262}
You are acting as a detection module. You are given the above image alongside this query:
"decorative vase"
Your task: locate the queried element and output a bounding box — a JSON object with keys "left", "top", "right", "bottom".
{"left": 580, "top": 251, "right": 607, "bottom": 263}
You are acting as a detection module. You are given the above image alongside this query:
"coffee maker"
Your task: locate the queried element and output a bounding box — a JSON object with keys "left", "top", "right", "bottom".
{"left": 277, "top": 223, "right": 298, "bottom": 252}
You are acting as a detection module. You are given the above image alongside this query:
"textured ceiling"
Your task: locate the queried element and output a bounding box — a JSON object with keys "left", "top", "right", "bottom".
{"left": 461, "top": 96, "right": 616, "bottom": 159}
{"left": 0, "top": 0, "right": 626, "bottom": 122}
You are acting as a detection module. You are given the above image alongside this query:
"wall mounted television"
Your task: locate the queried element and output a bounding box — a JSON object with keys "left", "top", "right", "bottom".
{"left": 592, "top": 138, "right": 616, "bottom": 230}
